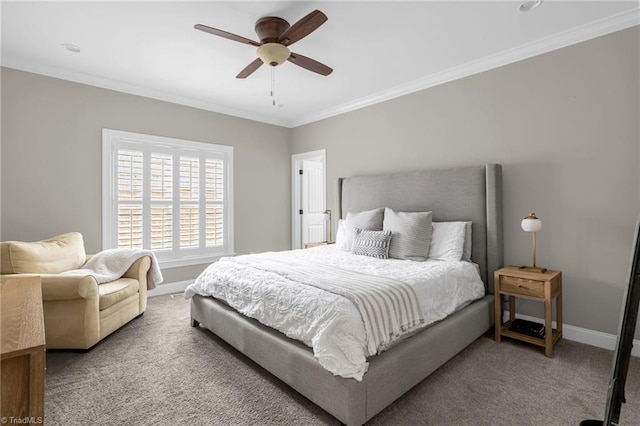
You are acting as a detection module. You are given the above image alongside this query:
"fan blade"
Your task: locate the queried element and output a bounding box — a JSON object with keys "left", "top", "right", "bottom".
{"left": 277, "top": 10, "right": 327, "bottom": 46}
{"left": 288, "top": 52, "right": 332, "bottom": 76}
{"left": 236, "top": 58, "right": 263, "bottom": 79}
{"left": 195, "top": 24, "right": 261, "bottom": 47}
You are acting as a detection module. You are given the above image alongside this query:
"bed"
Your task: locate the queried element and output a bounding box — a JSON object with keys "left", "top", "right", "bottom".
{"left": 188, "top": 164, "right": 503, "bottom": 425}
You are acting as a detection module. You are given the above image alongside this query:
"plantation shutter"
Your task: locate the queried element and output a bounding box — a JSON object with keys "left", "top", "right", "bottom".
{"left": 180, "top": 156, "right": 200, "bottom": 249}
{"left": 206, "top": 158, "right": 224, "bottom": 247}
{"left": 117, "top": 150, "right": 143, "bottom": 249}
{"left": 150, "top": 153, "right": 173, "bottom": 250}
{"left": 104, "top": 129, "right": 234, "bottom": 267}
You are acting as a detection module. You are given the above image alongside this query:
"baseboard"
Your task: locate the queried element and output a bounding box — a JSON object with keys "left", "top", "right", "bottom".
{"left": 148, "top": 280, "right": 192, "bottom": 297}
{"left": 503, "top": 311, "right": 640, "bottom": 357}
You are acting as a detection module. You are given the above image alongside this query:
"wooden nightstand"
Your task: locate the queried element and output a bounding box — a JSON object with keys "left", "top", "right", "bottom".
{"left": 303, "top": 241, "right": 335, "bottom": 249}
{"left": 494, "top": 266, "right": 563, "bottom": 357}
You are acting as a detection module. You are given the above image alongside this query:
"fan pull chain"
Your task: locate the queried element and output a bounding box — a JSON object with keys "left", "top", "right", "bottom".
{"left": 270, "top": 66, "right": 276, "bottom": 107}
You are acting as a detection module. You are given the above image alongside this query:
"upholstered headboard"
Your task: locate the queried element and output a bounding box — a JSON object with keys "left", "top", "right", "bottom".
{"left": 337, "top": 164, "right": 503, "bottom": 293}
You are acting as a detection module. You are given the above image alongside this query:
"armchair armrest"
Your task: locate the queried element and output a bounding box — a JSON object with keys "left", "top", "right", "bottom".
{"left": 122, "top": 256, "right": 151, "bottom": 282}
{"left": 38, "top": 274, "right": 99, "bottom": 301}
{"left": 1, "top": 273, "right": 98, "bottom": 301}
{"left": 83, "top": 254, "right": 151, "bottom": 282}
{"left": 122, "top": 255, "right": 151, "bottom": 314}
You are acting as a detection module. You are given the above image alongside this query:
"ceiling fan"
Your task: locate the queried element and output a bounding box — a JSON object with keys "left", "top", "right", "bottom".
{"left": 195, "top": 9, "right": 333, "bottom": 79}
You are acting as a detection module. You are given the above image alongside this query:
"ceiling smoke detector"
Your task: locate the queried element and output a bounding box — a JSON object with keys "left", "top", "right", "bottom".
{"left": 61, "top": 43, "right": 81, "bottom": 53}
{"left": 519, "top": 0, "right": 543, "bottom": 12}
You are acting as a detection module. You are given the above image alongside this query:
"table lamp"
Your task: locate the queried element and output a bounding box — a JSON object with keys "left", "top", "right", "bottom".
{"left": 322, "top": 210, "right": 332, "bottom": 243}
{"left": 520, "top": 213, "right": 546, "bottom": 273}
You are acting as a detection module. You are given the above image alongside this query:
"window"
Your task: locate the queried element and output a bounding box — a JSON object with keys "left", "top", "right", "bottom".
{"left": 102, "top": 129, "right": 234, "bottom": 267}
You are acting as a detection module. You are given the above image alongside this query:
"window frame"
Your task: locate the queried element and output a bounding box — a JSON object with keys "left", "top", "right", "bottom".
{"left": 102, "top": 129, "right": 234, "bottom": 268}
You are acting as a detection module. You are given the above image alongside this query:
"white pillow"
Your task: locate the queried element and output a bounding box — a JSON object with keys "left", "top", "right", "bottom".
{"left": 335, "top": 219, "right": 347, "bottom": 249}
{"left": 428, "top": 222, "right": 467, "bottom": 262}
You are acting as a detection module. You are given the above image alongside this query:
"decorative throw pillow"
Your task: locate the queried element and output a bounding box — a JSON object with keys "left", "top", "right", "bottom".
{"left": 342, "top": 207, "right": 385, "bottom": 250}
{"left": 428, "top": 222, "right": 467, "bottom": 262}
{"left": 351, "top": 228, "right": 392, "bottom": 259}
{"left": 0, "top": 232, "right": 86, "bottom": 274}
{"left": 382, "top": 208, "right": 433, "bottom": 261}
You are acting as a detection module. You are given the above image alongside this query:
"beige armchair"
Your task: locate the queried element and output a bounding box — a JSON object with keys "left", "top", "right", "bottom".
{"left": 0, "top": 232, "right": 150, "bottom": 350}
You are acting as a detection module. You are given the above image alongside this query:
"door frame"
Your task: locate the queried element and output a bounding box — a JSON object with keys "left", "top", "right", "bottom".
{"left": 291, "top": 149, "right": 326, "bottom": 249}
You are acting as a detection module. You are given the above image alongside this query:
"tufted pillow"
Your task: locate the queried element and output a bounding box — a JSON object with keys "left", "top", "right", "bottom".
{"left": 351, "top": 228, "right": 392, "bottom": 259}
{"left": 0, "top": 232, "right": 86, "bottom": 274}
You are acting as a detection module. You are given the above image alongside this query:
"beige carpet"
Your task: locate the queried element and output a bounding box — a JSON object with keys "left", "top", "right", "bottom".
{"left": 45, "top": 294, "right": 640, "bottom": 425}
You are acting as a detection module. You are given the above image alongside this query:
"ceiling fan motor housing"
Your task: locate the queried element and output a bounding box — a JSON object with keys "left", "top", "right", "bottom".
{"left": 255, "top": 16, "right": 290, "bottom": 43}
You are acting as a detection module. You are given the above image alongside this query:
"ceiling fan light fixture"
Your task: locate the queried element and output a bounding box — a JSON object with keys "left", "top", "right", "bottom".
{"left": 257, "top": 43, "right": 290, "bottom": 67}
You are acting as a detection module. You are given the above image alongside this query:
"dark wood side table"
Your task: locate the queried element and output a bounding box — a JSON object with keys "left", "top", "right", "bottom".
{"left": 494, "top": 266, "right": 563, "bottom": 357}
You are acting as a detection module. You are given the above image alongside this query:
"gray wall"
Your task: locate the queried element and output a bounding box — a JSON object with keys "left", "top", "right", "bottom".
{"left": 291, "top": 27, "right": 640, "bottom": 338}
{"left": 1, "top": 68, "right": 292, "bottom": 283}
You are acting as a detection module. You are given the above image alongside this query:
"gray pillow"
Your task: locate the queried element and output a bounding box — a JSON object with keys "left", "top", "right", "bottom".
{"left": 343, "top": 208, "right": 385, "bottom": 249}
{"left": 463, "top": 221, "right": 472, "bottom": 262}
{"left": 351, "top": 228, "right": 392, "bottom": 259}
{"left": 383, "top": 208, "right": 433, "bottom": 261}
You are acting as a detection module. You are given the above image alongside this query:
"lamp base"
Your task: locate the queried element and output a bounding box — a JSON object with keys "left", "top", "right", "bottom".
{"left": 518, "top": 265, "right": 548, "bottom": 273}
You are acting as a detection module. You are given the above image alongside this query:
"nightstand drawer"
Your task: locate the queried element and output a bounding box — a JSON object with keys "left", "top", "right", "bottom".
{"left": 499, "top": 275, "right": 544, "bottom": 298}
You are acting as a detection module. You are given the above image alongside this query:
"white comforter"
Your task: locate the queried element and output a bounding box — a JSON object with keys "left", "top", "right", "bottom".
{"left": 184, "top": 246, "right": 485, "bottom": 381}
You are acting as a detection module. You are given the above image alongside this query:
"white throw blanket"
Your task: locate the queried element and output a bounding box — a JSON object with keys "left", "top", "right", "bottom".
{"left": 231, "top": 253, "right": 425, "bottom": 355}
{"left": 62, "top": 249, "right": 163, "bottom": 289}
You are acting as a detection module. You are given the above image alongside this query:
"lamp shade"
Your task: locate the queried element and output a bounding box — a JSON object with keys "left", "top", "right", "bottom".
{"left": 521, "top": 213, "right": 542, "bottom": 232}
{"left": 257, "top": 43, "right": 291, "bottom": 66}
{"left": 322, "top": 210, "right": 332, "bottom": 243}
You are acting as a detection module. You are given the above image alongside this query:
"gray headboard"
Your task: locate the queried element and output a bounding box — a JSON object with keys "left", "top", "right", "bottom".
{"left": 337, "top": 164, "right": 503, "bottom": 293}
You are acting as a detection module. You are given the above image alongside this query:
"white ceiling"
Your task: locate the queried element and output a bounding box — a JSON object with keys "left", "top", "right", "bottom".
{"left": 2, "top": 1, "right": 639, "bottom": 128}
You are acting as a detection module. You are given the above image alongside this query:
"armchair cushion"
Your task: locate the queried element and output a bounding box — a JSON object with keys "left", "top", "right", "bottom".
{"left": 99, "top": 278, "right": 139, "bottom": 310}
{"left": 1, "top": 232, "right": 85, "bottom": 274}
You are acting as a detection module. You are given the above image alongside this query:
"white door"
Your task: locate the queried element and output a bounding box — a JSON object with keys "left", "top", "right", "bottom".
{"left": 301, "top": 159, "right": 326, "bottom": 245}
{"left": 291, "top": 150, "right": 326, "bottom": 249}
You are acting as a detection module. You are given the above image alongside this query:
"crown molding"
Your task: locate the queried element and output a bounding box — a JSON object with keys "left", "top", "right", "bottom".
{"left": 290, "top": 8, "right": 640, "bottom": 128}
{"left": 0, "top": 58, "right": 293, "bottom": 128}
